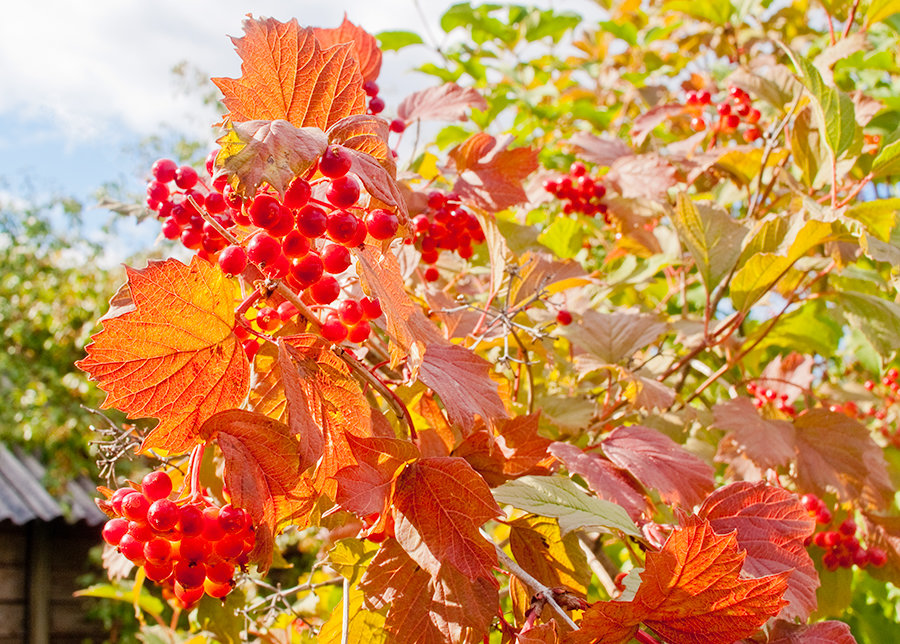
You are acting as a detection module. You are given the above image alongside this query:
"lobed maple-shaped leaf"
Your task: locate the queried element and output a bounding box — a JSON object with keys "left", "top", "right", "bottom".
{"left": 713, "top": 397, "right": 796, "bottom": 471}
{"left": 454, "top": 413, "right": 554, "bottom": 486}
{"left": 216, "top": 119, "right": 327, "bottom": 197}
{"left": 568, "top": 132, "right": 633, "bottom": 168}
{"left": 605, "top": 153, "right": 678, "bottom": 200}
{"left": 450, "top": 133, "right": 539, "bottom": 212}
{"left": 355, "top": 245, "right": 508, "bottom": 433}
{"left": 199, "top": 409, "right": 316, "bottom": 571}
{"left": 766, "top": 619, "right": 857, "bottom": 643}
{"left": 559, "top": 310, "right": 667, "bottom": 365}
{"left": 697, "top": 481, "right": 818, "bottom": 620}
{"left": 792, "top": 409, "right": 893, "bottom": 508}
{"left": 213, "top": 17, "right": 366, "bottom": 130}
{"left": 574, "top": 518, "right": 790, "bottom": 644}
{"left": 314, "top": 15, "right": 382, "bottom": 83}
{"left": 392, "top": 457, "right": 501, "bottom": 580}
{"left": 601, "top": 425, "right": 715, "bottom": 509}
{"left": 360, "top": 538, "right": 498, "bottom": 644}
{"left": 549, "top": 442, "right": 653, "bottom": 520}
{"left": 396, "top": 82, "right": 487, "bottom": 123}
{"left": 76, "top": 257, "right": 249, "bottom": 454}
{"left": 333, "top": 434, "right": 419, "bottom": 518}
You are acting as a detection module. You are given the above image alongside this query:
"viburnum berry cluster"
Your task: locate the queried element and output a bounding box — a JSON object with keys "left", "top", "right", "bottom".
{"left": 100, "top": 470, "right": 254, "bottom": 608}
{"left": 745, "top": 381, "right": 798, "bottom": 416}
{"left": 682, "top": 86, "right": 762, "bottom": 142}
{"left": 861, "top": 367, "right": 900, "bottom": 445}
{"left": 800, "top": 494, "right": 887, "bottom": 572}
{"left": 542, "top": 161, "right": 609, "bottom": 221}
{"left": 409, "top": 190, "right": 486, "bottom": 282}
{"left": 145, "top": 143, "right": 395, "bottom": 346}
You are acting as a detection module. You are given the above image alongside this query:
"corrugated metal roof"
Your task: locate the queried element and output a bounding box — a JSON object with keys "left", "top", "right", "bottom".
{"left": 0, "top": 443, "right": 106, "bottom": 526}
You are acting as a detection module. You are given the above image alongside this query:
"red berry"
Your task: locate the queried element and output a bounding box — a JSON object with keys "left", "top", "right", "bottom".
{"left": 368, "top": 96, "right": 386, "bottom": 114}
{"left": 716, "top": 103, "right": 732, "bottom": 116}
{"left": 556, "top": 310, "right": 573, "bottom": 326}
{"left": 800, "top": 493, "right": 820, "bottom": 512}
{"left": 174, "top": 561, "right": 207, "bottom": 589}
{"left": 255, "top": 307, "right": 281, "bottom": 332}
{"left": 823, "top": 551, "right": 840, "bottom": 571}
{"left": 864, "top": 380, "right": 876, "bottom": 391}
{"left": 161, "top": 218, "right": 181, "bottom": 240}
{"left": 839, "top": 518, "right": 857, "bottom": 536}
{"left": 338, "top": 299, "right": 364, "bottom": 326}
{"left": 310, "top": 275, "right": 341, "bottom": 305}
{"left": 822, "top": 531, "right": 841, "bottom": 547}
{"left": 178, "top": 505, "right": 204, "bottom": 536}
{"left": 218, "top": 245, "right": 248, "bottom": 275}
{"left": 246, "top": 233, "right": 282, "bottom": 266}
{"left": 868, "top": 547, "right": 888, "bottom": 567}
{"left": 347, "top": 320, "right": 371, "bottom": 343}
{"left": 853, "top": 548, "right": 870, "bottom": 567}
{"left": 267, "top": 204, "right": 295, "bottom": 237}
{"left": 296, "top": 205, "right": 328, "bottom": 238}
{"left": 817, "top": 508, "right": 833, "bottom": 524}
{"left": 261, "top": 253, "right": 289, "bottom": 279}
{"left": 319, "top": 146, "right": 353, "bottom": 178}
{"left": 390, "top": 119, "right": 406, "bottom": 133}
{"left": 326, "top": 175, "right": 361, "bottom": 208}
{"left": 118, "top": 533, "right": 146, "bottom": 564}
{"left": 365, "top": 208, "right": 399, "bottom": 240}
{"left": 277, "top": 301, "right": 298, "bottom": 321}
{"left": 249, "top": 194, "right": 282, "bottom": 229}
{"left": 121, "top": 492, "right": 150, "bottom": 522}
{"left": 746, "top": 108, "right": 761, "bottom": 124}
{"left": 178, "top": 536, "right": 209, "bottom": 563}
{"left": 204, "top": 191, "right": 226, "bottom": 214}
{"left": 144, "top": 560, "right": 173, "bottom": 582}
{"left": 147, "top": 499, "right": 179, "bottom": 532}
{"left": 152, "top": 158, "right": 178, "bottom": 183}
{"left": 697, "top": 90, "right": 711, "bottom": 104}
{"left": 174, "top": 582, "right": 204, "bottom": 607}
{"left": 111, "top": 487, "right": 133, "bottom": 515}
{"left": 280, "top": 230, "right": 309, "bottom": 258}
{"left": 320, "top": 315, "right": 348, "bottom": 343}
{"left": 742, "top": 126, "right": 761, "bottom": 143}
{"left": 360, "top": 297, "right": 382, "bottom": 320}
{"left": 363, "top": 80, "right": 379, "bottom": 97}
{"left": 218, "top": 505, "right": 247, "bottom": 534}
{"left": 424, "top": 267, "right": 440, "bottom": 282}
{"left": 180, "top": 227, "right": 202, "bottom": 250}
{"left": 322, "top": 243, "right": 352, "bottom": 274}
{"left": 326, "top": 210, "right": 362, "bottom": 245}
{"left": 144, "top": 537, "right": 172, "bottom": 564}
{"left": 174, "top": 165, "right": 199, "bottom": 190}
{"left": 206, "top": 560, "right": 236, "bottom": 584}
{"left": 102, "top": 518, "right": 129, "bottom": 546}
{"left": 725, "top": 114, "right": 741, "bottom": 130}
{"left": 690, "top": 116, "right": 706, "bottom": 131}
{"left": 243, "top": 339, "right": 260, "bottom": 361}
{"left": 141, "top": 471, "right": 173, "bottom": 501}
{"left": 284, "top": 177, "right": 312, "bottom": 209}
{"left": 290, "top": 253, "right": 325, "bottom": 288}
{"left": 147, "top": 180, "right": 169, "bottom": 203}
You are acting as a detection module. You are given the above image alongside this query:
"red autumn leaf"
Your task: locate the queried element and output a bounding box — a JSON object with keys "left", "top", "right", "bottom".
{"left": 199, "top": 409, "right": 316, "bottom": 571}
{"left": 517, "top": 622, "right": 561, "bottom": 644}
{"left": 277, "top": 337, "right": 324, "bottom": 472}
{"left": 861, "top": 513, "right": 900, "bottom": 585}
{"left": 76, "top": 257, "right": 249, "bottom": 454}
{"left": 561, "top": 310, "right": 667, "bottom": 365}
{"left": 549, "top": 442, "right": 653, "bottom": 520}
{"left": 792, "top": 409, "right": 893, "bottom": 508}
{"left": 630, "top": 103, "right": 685, "bottom": 145}
{"left": 601, "top": 425, "right": 715, "bottom": 509}
{"left": 568, "top": 132, "right": 633, "bottom": 167}
{"left": 216, "top": 119, "right": 327, "bottom": 197}
{"left": 455, "top": 413, "right": 554, "bottom": 486}
{"left": 213, "top": 17, "right": 366, "bottom": 130}
{"left": 333, "top": 434, "right": 420, "bottom": 517}
{"left": 313, "top": 15, "right": 382, "bottom": 83}
{"left": 767, "top": 619, "right": 857, "bottom": 643}
{"left": 697, "top": 481, "right": 818, "bottom": 620}
{"left": 278, "top": 335, "right": 391, "bottom": 497}
{"left": 605, "top": 153, "right": 678, "bottom": 199}
{"left": 396, "top": 82, "right": 487, "bottom": 123}
{"left": 355, "top": 245, "right": 509, "bottom": 433}
{"left": 450, "top": 132, "right": 539, "bottom": 212}
{"left": 392, "top": 457, "right": 501, "bottom": 580}
{"left": 574, "top": 518, "right": 789, "bottom": 644}
{"left": 327, "top": 115, "right": 396, "bottom": 177}
{"left": 713, "top": 397, "right": 796, "bottom": 470}
{"left": 359, "top": 538, "right": 498, "bottom": 644}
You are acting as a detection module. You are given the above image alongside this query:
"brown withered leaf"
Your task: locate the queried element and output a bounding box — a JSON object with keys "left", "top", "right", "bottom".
{"left": 396, "top": 83, "right": 487, "bottom": 123}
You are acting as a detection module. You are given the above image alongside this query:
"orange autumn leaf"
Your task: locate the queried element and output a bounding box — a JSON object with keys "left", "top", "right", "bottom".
{"left": 213, "top": 17, "right": 366, "bottom": 130}
{"left": 199, "top": 409, "right": 316, "bottom": 572}
{"left": 574, "top": 517, "right": 789, "bottom": 644}
{"left": 76, "top": 257, "right": 249, "bottom": 454}
{"left": 450, "top": 132, "right": 539, "bottom": 212}
{"left": 314, "top": 14, "right": 382, "bottom": 84}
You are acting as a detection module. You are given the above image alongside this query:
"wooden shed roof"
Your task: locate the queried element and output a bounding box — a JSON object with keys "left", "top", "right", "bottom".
{"left": 0, "top": 443, "right": 105, "bottom": 526}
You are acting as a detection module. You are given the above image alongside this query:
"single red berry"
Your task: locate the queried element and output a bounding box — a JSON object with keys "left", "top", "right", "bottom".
{"left": 746, "top": 108, "right": 761, "bottom": 124}
{"left": 742, "top": 126, "right": 761, "bottom": 143}
{"left": 360, "top": 297, "right": 382, "bottom": 320}
{"left": 864, "top": 380, "right": 876, "bottom": 391}
{"left": 725, "top": 114, "right": 741, "bottom": 130}
{"left": 817, "top": 508, "right": 833, "bottom": 524}
{"left": 868, "top": 547, "right": 888, "bottom": 567}
{"left": 204, "top": 191, "right": 226, "bottom": 214}
{"left": 320, "top": 315, "right": 348, "bottom": 343}
{"left": 556, "top": 310, "right": 573, "bottom": 326}
{"left": 144, "top": 560, "right": 174, "bottom": 582}
{"left": 322, "top": 243, "right": 352, "bottom": 274}
{"left": 326, "top": 210, "right": 362, "bottom": 245}
{"left": 178, "top": 504, "right": 204, "bottom": 537}
{"left": 255, "top": 307, "right": 281, "bottom": 332}
{"left": 141, "top": 471, "right": 173, "bottom": 501}
{"left": 284, "top": 177, "right": 312, "bottom": 209}
{"left": 281, "top": 229, "right": 310, "bottom": 258}
{"left": 204, "top": 578, "right": 234, "bottom": 599}
{"left": 102, "top": 518, "right": 129, "bottom": 546}
{"left": 246, "top": 233, "right": 282, "bottom": 266}
{"left": 267, "top": 204, "right": 295, "bottom": 238}
{"left": 319, "top": 145, "right": 353, "bottom": 178}
{"left": 118, "top": 533, "right": 146, "bottom": 564}
{"left": 144, "top": 537, "right": 172, "bottom": 564}
{"left": 852, "top": 548, "right": 870, "bottom": 567}
{"left": 180, "top": 227, "right": 202, "bottom": 250}
{"left": 249, "top": 194, "right": 282, "bottom": 230}
{"left": 290, "top": 253, "right": 325, "bottom": 288}
{"left": 716, "top": 103, "right": 732, "bottom": 116}
{"left": 347, "top": 320, "right": 371, "bottom": 343}
{"left": 697, "top": 90, "right": 711, "bottom": 105}
{"left": 174, "top": 582, "right": 204, "bottom": 607}
{"left": 243, "top": 339, "right": 260, "bottom": 361}
{"left": 363, "top": 80, "right": 379, "bottom": 97}
{"left": 424, "top": 267, "right": 440, "bottom": 282}
{"left": 277, "top": 301, "right": 298, "bottom": 321}
{"left": 218, "top": 505, "right": 247, "bottom": 534}
{"left": 310, "top": 275, "right": 341, "bottom": 305}
{"left": 261, "top": 253, "right": 289, "bottom": 279}
{"left": 218, "top": 245, "right": 248, "bottom": 275}
{"left": 147, "top": 498, "right": 179, "bottom": 532}
{"left": 147, "top": 180, "right": 169, "bottom": 203}
{"left": 296, "top": 204, "right": 328, "bottom": 238}
{"left": 174, "top": 165, "right": 199, "bottom": 190}
{"left": 178, "top": 536, "right": 210, "bottom": 564}
{"left": 152, "top": 158, "right": 178, "bottom": 183}
{"left": 427, "top": 191, "right": 446, "bottom": 209}
{"left": 121, "top": 492, "right": 150, "bottom": 522}
{"left": 735, "top": 102, "right": 751, "bottom": 117}
{"left": 690, "top": 116, "right": 706, "bottom": 131}
{"left": 365, "top": 208, "right": 399, "bottom": 240}
{"left": 206, "top": 560, "right": 236, "bottom": 584}
{"left": 389, "top": 119, "right": 406, "bottom": 133}
{"left": 338, "top": 299, "right": 364, "bottom": 326}
{"left": 326, "top": 175, "right": 361, "bottom": 208}
{"left": 174, "top": 561, "right": 207, "bottom": 589}
{"left": 369, "top": 96, "right": 386, "bottom": 114}
{"left": 822, "top": 551, "right": 840, "bottom": 571}
{"left": 839, "top": 518, "right": 857, "bottom": 536}
{"left": 161, "top": 218, "right": 181, "bottom": 240}
{"left": 812, "top": 532, "right": 829, "bottom": 548}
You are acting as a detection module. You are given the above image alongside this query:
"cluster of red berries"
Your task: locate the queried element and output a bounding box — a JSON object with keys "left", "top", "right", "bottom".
{"left": 409, "top": 190, "right": 486, "bottom": 282}
{"left": 745, "top": 381, "right": 797, "bottom": 416}
{"left": 146, "top": 144, "right": 396, "bottom": 346}
{"left": 683, "top": 86, "right": 762, "bottom": 142}
{"left": 363, "top": 80, "right": 386, "bottom": 117}
{"left": 801, "top": 494, "right": 887, "bottom": 571}
{"left": 862, "top": 367, "right": 900, "bottom": 446}
{"left": 542, "top": 162, "right": 609, "bottom": 221}
{"left": 101, "top": 471, "right": 254, "bottom": 608}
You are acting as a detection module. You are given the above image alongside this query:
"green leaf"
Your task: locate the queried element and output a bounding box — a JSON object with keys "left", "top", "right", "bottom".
{"left": 664, "top": 0, "right": 734, "bottom": 24}
{"left": 871, "top": 138, "right": 900, "bottom": 178}
{"left": 492, "top": 475, "right": 641, "bottom": 537}
{"left": 813, "top": 558, "right": 854, "bottom": 617}
{"left": 791, "top": 107, "right": 831, "bottom": 189}
{"left": 730, "top": 254, "right": 793, "bottom": 311}
{"left": 196, "top": 591, "right": 246, "bottom": 644}
{"left": 845, "top": 327, "right": 883, "bottom": 374}
{"left": 524, "top": 10, "right": 580, "bottom": 43}
{"left": 376, "top": 30, "right": 424, "bottom": 52}
{"left": 752, "top": 301, "right": 843, "bottom": 357}
{"left": 672, "top": 193, "right": 747, "bottom": 292}
{"left": 74, "top": 582, "right": 165, "bottom": 618}
{"left": 329, "top": 538, "right": 380, "bottom": 585}
{"left": 845, "top": 198, "right": 900, "bottom": 241}
{"left": 841, "top": 291, "right": 900, "bottom": 358}
{"left": 787, "top": 48, "right": 862, "bottom": 159}
{"left": 538, "top": 216, "right": 583, "bottom": 259}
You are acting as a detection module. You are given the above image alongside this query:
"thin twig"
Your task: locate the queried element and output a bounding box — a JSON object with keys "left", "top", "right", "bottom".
{"left": 341, "top": 576, "right": 350, "bottom": 644}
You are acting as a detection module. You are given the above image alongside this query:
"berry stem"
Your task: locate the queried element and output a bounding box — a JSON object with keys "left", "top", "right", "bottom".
{"left": 187, "top": 443, "right": 207, "bottom": 502}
